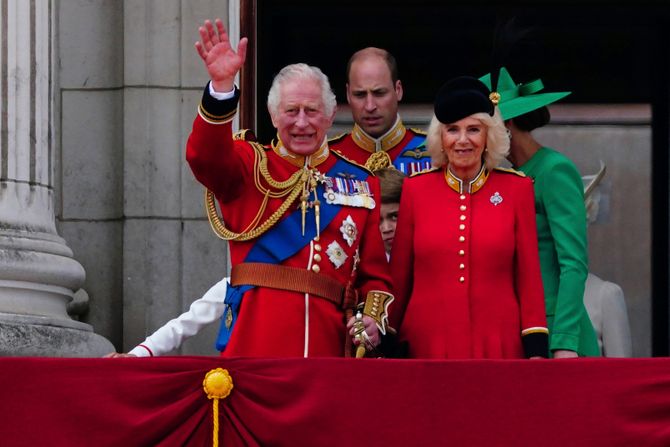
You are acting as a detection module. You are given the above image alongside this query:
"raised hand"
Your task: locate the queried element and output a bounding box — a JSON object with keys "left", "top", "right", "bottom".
{"left": 195, "top": 18, "right": 248, "bottom": 92}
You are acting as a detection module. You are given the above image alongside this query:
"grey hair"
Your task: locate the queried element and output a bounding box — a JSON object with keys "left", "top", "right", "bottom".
{"left": 426, "top": 108, "right": 509, "bottom": 170}
{"left": 267, "top": 63, "right": 337, "bottom": 118}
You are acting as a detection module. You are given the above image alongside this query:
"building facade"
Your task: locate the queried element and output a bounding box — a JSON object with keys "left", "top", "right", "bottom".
{"left": 0, "top": 0, "right": 658, "bottom": 357}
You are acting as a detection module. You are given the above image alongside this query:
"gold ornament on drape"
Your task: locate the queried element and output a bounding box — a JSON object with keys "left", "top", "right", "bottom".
{"left": 203, "top": 368, "right": 234, "bottom": 447}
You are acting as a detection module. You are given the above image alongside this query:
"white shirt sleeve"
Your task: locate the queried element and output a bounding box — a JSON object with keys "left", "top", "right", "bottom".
{"left": 128, "top": 277, "right": 229, "bottom": 357}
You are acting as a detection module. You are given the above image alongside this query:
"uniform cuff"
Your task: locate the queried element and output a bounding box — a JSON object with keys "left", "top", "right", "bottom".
{"left": 378, "top": 332, "right": 409, "bottom": 358}
{"left": 128, "top": 344, "right": 153, "bottom": 357}
{"left": 362, "top": 290, "right": 394, "bottom": 336}
{"left": 198, "top": 82, "right": 240, "bottom": 124}
{"left": 522, "top": 331, "right": 549, "bottom": 358}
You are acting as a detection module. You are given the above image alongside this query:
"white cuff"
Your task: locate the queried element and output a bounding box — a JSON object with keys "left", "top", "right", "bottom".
{"left": 128, "top": 344, "right": 153, "bottom": 357}
{"left": 209, "top": 82, "right": 237, "bottom": 100}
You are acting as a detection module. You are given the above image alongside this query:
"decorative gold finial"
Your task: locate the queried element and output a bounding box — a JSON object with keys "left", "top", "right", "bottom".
{"left": 489, "top": 91, "right": 501, "bottom": 105}
{"left": 203, "top": 368, "right": 234, "bottom": 447}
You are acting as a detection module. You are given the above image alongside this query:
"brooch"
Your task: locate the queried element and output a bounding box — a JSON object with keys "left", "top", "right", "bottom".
{"left": 490, "top": 192, "right": 503, "bottom": 206}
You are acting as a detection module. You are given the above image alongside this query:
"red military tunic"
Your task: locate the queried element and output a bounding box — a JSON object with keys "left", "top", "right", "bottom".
{"left": 330, "top": 118, "right": 430, "bottom": 175}
{"left": 186, "top": 88, "right": 392, "bottom": 358}
{"left": 390, "top": 167, "right": 548, "bottom": 359}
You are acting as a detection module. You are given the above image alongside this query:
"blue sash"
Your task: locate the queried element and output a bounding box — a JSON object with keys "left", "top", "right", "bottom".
{"left": 215, "top": 156, "right": 370, "bottom": 351}
{"left": 393, "top": 135, "right": 431, "bottom": 175}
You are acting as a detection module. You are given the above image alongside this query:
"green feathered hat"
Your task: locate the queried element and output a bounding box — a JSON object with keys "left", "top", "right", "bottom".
{"left": 479, "top": 67, "right": 570, "bottom": 120}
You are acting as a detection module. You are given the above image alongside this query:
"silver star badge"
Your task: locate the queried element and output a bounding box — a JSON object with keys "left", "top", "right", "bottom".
{"left": 340, "top": 215, "right": 358, "bottom": 247}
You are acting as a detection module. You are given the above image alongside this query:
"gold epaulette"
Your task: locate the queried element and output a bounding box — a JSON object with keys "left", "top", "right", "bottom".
{"left": 494, "top": 166, "right": 526, "bottom": 177}
{"left": 233, "top": 129, "right": 257, "bottom": 142}
{"left": 328, "top": 132, "right": 348, "bottom": 145}
{"left": 409, "top": 127, "right": 427, "bottom": 136}
{"left": 409, "top": 166, "right": 439, "bottom": 178}
{"left": 330, "top": 149, "right": 374, "bottom": 175}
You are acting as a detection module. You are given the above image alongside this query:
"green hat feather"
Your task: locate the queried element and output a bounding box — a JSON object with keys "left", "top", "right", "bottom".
{"left": 479, "top": 67, "right": 570, "bottom": 120}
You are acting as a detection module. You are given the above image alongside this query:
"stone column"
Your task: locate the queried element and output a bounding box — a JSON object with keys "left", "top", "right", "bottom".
{"left": 0, "top": 0, "right": 112, "bottom": 356}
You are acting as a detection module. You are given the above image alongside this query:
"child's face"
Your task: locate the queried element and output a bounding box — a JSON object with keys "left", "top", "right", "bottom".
{"left": 379, "top": 202, "right": 400, "bottom": 255}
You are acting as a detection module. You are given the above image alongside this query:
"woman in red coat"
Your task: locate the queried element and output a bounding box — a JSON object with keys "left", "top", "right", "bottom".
{"left": 389, "top": 77, "right": 548, "bottom": 359}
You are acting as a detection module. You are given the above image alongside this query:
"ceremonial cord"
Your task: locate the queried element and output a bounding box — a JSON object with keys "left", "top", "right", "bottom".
{"left": 206, "top": 142, "right": 313, "bottom": 241}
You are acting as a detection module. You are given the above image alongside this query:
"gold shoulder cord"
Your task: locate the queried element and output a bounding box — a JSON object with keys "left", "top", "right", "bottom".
{"left": 365, "top": 151, "right": 393, "bottom": 172}
{"left": 205, "top": 141, "right": 308, "bottom": 241}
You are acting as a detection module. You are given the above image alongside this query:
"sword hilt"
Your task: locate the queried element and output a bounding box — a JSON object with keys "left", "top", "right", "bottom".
{"left": 353, "top": 306, "right": 367, "bottom": 358}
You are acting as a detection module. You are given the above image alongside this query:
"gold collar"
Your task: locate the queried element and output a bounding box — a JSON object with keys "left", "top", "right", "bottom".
{"left": 444, "top": 165, "right": 489, "bottom": 194}
{"left": 272, "top": 137, "right": 330, "bottom": 168}
{"left": 351, "top": 116, "right": 406, "bottom": 154}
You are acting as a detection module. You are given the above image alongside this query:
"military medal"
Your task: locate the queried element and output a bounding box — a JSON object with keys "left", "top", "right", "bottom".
{"left": 322, "top": 174, "right": 376, "bottom": 209}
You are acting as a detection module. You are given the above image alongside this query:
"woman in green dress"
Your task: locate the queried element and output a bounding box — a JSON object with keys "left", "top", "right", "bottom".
{"left": 481, "top": 68, "right": 600, "bottom": 357}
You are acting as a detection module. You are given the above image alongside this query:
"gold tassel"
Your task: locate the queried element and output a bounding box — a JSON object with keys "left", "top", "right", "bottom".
{"left": 203, "top": 368, "right": 234, "bottom": 447}
{"left": 311, "top": 173, "right": 321, "bottom": 239}
{"left": 314, "top": 198, "right": 321, "bottom": 240}
{"left": 300, "top": 168, "right": 311, "bottom": 236}
{"left": 301, "top": 192, "right": 308, "bottom": 236}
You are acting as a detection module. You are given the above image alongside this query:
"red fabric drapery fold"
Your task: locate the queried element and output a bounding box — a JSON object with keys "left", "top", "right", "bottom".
{"left": 0, "top": 357, "right": 669, "bottom": 446}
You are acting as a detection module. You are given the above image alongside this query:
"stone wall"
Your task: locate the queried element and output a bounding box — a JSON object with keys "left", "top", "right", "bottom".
{"left": 57, "top": 0, "right": 232, "bottom": 355}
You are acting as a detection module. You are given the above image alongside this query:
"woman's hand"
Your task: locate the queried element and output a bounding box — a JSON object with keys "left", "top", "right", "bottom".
{"left": 552, "top": 349, "right": 579, "bottom": 359}
{"left": 104, "top": 352, "right": 137, "bottom": 358}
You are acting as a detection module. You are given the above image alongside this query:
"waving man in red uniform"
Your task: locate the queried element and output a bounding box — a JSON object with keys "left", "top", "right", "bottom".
{"left": 186, "top": 19, "right": 393, "bottom": 358}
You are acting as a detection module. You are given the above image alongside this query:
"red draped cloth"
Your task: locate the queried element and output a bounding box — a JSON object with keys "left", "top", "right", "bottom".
{"left": 0, "top": 357, "right": 669, "bottom": 446}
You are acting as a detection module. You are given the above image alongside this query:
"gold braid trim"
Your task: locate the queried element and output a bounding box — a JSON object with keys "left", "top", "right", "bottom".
{"left": 205, "top": 142, "right": 309, "bottom": 241}
{"left": 365, "top": 151, "right": 393, "bottom": 172}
